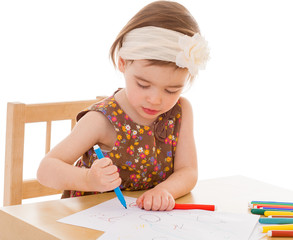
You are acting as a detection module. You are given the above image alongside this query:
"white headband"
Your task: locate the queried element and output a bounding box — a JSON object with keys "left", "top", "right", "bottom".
{"left": 118, "top": 26, "right": 209, "bottom": 76}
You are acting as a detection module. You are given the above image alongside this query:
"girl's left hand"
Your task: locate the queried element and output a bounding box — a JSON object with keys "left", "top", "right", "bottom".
{"left": 136, "top": 187, "right": 175, "bottom": 211}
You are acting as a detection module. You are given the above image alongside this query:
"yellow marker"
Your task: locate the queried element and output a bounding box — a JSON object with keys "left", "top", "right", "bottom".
{"left": 261, "top": 224, "right": 293, "bottom": 233}
{"left": 264, "top": 211, "right": 293, "bottom": 217}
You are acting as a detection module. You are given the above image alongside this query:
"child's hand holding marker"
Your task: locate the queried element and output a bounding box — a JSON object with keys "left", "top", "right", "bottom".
{"left": 136, "top": 186, "right": 175, "bottom": 211}
{"left": 93, "top": 145, "right": 127, "bottom": 209}
{"left": 136, "top": 192, "right": 216, "bottom": 212}
{"left": 86, "top": 157, "right": 122, "bottom": 193}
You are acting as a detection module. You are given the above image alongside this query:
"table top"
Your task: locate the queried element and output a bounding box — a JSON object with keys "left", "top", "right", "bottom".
{"left": 1, "top": 175, "right": 293, "bottom": 240}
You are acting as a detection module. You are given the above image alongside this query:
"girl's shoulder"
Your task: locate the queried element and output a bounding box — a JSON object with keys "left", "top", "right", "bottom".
{"left": 178, "top": 96, "right": 191, "bottom": 107}
{"left": 73, "top": 96, "right": 118, "bottom": 150}
{"left": 178, "top": 96, "right": 194, "bottom": 129}
{"left": 76, "top": 95, "right": 117, "bottom": 121}
{"left": 178, "top": 96, "right": 193, "bottom": 114}
{"left": 173, "top": 97, "right": 193, "bottom": 121}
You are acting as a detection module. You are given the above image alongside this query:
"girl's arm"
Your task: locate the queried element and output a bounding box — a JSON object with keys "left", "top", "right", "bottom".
{"left": 37, "top": 111, "right": 121, "bottom": 192}
{"left": 137, "top": 97, "right": 198, "bottom": 210}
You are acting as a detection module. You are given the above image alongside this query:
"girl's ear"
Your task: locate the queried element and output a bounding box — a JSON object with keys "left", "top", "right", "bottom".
{"left": 118, "top": 57, "right": 126, "bottom": 73}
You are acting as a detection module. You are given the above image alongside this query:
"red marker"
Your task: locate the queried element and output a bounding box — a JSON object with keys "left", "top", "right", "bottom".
{"left": 267, "top": 230, "right": 293, "bottom": 237}
{"left": 174, "top": 203, "right": 216, "bottom": 211}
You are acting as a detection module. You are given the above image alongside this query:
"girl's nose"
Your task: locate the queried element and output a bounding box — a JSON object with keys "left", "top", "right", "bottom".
{"left": 147, "top": 90, "right": 162, "bottom": 105}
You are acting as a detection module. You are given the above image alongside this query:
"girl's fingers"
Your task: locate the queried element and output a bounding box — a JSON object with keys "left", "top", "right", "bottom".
{"left": 104, "top": 172, "right": 120, "bottom": 182}
{"left": 152, "top": 194, "right": 162, "bottom": 211}
{"left": 136, "top": 196, "right": 144, "bottom": 208}
{"left": 92, "top": 158, "right": 119, "bottom": 176}
{"left": 109, "top": 177, "right": 122, "bottom": 189}
{"left": 166, "top": 196, "right": 175, "bottom": 211}
{"left": 137, "top": 190, "right": 175, "bottom": 211}
{"left": 103, "top": 164, "right": 118, "bottom": 175}
{"left": 142, "top": 195, "right": 153, "bottom": 211}
{"left": 93, "top": 158, "right": 112, "bottom": 168}
{"left": 159, "top": 195, "right": 169, "bottom": 211}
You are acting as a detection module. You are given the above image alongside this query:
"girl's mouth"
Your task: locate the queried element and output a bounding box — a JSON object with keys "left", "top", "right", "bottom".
{"left": 142, "top": 107, "right": 159, "bottom": 115}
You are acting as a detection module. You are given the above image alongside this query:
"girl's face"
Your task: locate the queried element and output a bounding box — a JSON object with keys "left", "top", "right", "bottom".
{"left": 118, "top": 58, "right": 189, "bottom": 124}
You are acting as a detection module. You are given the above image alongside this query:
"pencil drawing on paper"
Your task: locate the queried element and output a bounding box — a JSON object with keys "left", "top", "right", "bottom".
{"left": 89, "top": 212, "right": 129, "bottom": 223}
{"left": 139, "top": 214, "right": 161, "bottom": 223}
{"left": 58, "top": 196, "right": 260, "bottom": 240}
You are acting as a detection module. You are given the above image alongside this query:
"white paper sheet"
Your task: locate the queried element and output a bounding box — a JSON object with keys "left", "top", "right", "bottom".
{"left": 58, "top": 197, "right": 260, "bottom": 240}
{"left": 58, "top": 196, "right": 138, "bottom": 231}
{"left": 98, "top": 207, "right": 260, "bottom": 240}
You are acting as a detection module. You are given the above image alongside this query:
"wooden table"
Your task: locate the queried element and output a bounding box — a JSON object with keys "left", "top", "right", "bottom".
{"left": 1, "top": 175, "right": 293, "bottom": 240}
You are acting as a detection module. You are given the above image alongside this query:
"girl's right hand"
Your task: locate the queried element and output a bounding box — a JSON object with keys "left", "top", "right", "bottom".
{"left": 85, "top": 158, "right": 122, "bottom": 192}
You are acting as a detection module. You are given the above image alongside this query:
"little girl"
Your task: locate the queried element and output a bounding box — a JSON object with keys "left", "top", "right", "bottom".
{"left": 37, "top": 0, "right": 209, "bottom": 211}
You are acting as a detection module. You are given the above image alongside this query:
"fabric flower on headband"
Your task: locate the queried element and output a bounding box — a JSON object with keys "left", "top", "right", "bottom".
{"left": 176, "top": 33, "right": 210, "bottom": 76}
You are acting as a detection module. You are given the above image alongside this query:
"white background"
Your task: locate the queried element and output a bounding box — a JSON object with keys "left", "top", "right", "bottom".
{"left": 1, "top": 0, "right": 293, "bottom": 207}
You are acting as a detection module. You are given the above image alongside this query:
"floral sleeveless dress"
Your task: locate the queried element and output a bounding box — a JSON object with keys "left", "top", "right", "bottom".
{"left": 62, "top": 90, "right": 182, "bottom": 198}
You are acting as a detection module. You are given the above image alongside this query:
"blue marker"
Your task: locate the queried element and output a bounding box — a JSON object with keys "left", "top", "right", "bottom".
{"left": 93, "top": 145, "right": 127, "bottom": 209}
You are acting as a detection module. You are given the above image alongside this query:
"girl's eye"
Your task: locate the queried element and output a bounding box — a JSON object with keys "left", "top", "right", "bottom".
{"left": 137, "top": 82, "right": 150, "bottom": 89}
{"left": 165, "top": 89, "right": 179, "bottom": 94}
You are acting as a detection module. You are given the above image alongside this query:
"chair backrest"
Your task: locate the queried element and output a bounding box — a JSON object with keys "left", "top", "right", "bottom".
{"left": 3, "top": 97, "right": 106, "bottom": 206}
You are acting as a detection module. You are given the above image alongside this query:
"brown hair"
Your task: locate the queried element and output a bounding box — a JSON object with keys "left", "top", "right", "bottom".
{"left": 109, "top": 0, "right": 200, "bottom": 72}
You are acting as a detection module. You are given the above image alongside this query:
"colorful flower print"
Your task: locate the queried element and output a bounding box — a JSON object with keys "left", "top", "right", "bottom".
{"left": 66, "top": 95, "right": 181, "bottom": 198}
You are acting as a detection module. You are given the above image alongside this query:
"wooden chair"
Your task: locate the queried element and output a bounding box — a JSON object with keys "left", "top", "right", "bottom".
{"left": 3, "top": 97, "right": 106, "bottom": 206}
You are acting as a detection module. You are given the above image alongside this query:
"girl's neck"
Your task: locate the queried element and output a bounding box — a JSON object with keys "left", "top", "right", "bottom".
{"left": 114, "top": 89, "right": 157, "bottom": 126}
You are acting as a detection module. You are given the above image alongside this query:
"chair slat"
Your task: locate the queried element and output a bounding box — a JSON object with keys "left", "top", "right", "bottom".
{"left": 22, "top": 180, "right": 62, "bottom": 199}
{"left": 24, "top": 99, "right": 103, "bottom": 123}
{"left": 45, "top": 121, "right": 52, "bottom": 154}
{"left": 71, "top": 119, "right": 76, "bottom": 130}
